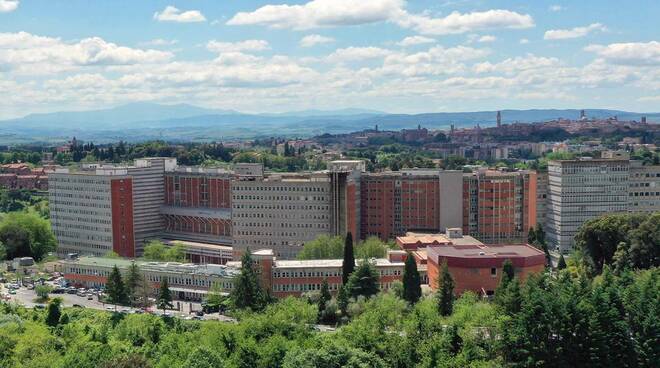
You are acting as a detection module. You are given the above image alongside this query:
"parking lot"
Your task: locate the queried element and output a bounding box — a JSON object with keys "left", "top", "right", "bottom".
{"left": 1, "top": 282, "right": 236, "bottom": 322}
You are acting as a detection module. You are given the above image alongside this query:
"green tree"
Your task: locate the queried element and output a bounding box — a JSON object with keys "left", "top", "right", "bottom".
{"left": 355, "top": 236, "right": 391, "bottom": 259}
{"left": 156, "top": 278, "right": 173, "bottom": 314}
{"left": 317, "top": 278, "right": 332, "bottom": 323}
{"left": 164, "top": 242, "right": 186, "bottom": 262}
{"left": 142, "top": 240, "right": 167, "bottom": 261}
{"left": 35, "top": 284, "right": 52, "bottom": 302}
{"left": 231, "top": 249, "right": 266, "bottom": 311}
{"left": 557, "top": 254, "right": 567, "bottom": 270}
{"left": 346, "top": 259, "right": 379, "bottom": 299}
{"left": 337, "top": 285, "right": 349, "bottom": 317}
{"left": 106, "top": 265, "right": 127, "bottom": 308}
{"left": 45, "top": 297, "right": 62, "bottom": 327}
{"left": 575, "top": 213, "right": 645, "bottom": 274}
{"left": 0, "top": 211, "right": 56, "bottom": 261}
{"left": 297, "top": 235, "right": 344, "bottom": 260}
{"left": 436, "top": 260, "right": 454, "bottom": 316}
{"left": 628, "top": 212, "right": 660, "bottom": 269}
{"left": 103, "top": 251, "right": 120, "bottom": 259}
{"left": 206, "top": 281, "right": 225, "bottom": 308}
{"left": 124, "top": 261, "right": 142, "bottom": 306}
{"left": 184, "top": 346, "right": 225, "bottom": 368}
{"left": 502, "top": 259, "right": 515, "bottom": 283}
{"left": 402, "top": 252, "right": 421, "bottom": 304}
{"left": 342, "top": 232, "right": 355, "bottom": 285}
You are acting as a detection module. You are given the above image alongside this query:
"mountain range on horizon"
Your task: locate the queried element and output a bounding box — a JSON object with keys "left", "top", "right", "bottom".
{"left": 0, "top": 102, "right": 657, "bottom": 145}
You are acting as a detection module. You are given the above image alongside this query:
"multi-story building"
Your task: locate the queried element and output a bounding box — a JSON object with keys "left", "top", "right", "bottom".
{"left": 462, "top": 169, "right": 537, "bottom": 244}
{"left": 360, "top": 169, "right": 463, "bottom": 241}
{"left": 231, "top": 170, "right": 333, "bottom": 259}
{"left": 49, "top": 168, "right": 135, "bottom": 257}
{"left": 49, "top": 158, "right": 175, "bottom": 257}
{"left": 547, "top": 157, "right": 630, "bottom": 253}
{"left": 535, "top": 172, "right": 548, "bottom": 231}
{"left": 628, "top": 160, "right": 660, "bottom": 213}
{"left": 162, "top": 167, "right": 233, "bottom": 245}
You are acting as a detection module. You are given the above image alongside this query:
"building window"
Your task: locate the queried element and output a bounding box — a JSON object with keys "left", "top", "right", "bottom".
{"left": 491, "top": 267, "right": 497, "bottom": 277}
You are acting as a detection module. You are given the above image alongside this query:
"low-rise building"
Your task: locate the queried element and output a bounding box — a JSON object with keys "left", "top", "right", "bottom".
{"left": 426, "top": 243, "right": 545, "bottom": 296}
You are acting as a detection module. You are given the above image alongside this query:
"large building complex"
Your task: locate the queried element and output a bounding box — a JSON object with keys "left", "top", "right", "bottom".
{"left": 546, "top": 157, "right": 630, "bottom": 253}
{"left": 628, "top": 160, "right": 660, "bottom": 213}
{"left": 49, "top": 159, "right": 538, "bottom": 260}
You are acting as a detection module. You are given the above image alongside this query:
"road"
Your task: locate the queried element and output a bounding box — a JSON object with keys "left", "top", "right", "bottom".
{"left": 2, "top": 285, "right": 236, "bottom": 322}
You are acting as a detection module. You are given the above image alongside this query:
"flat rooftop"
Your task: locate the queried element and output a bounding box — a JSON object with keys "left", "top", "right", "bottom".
{"left": 61, "top": 256, "right": 240, "bottom": 277}
{"left": 397, "top": 232, "right": 483, "bottom": 247}
{"left": 428, "top": 243, "right": 544, "bottom": 259}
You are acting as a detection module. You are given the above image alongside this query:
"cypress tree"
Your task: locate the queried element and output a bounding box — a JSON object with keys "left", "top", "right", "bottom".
{"left": 557, "top": 254, "right": 567, "bottom": 270}
{"left": 337, "top": 284, "right": 349, "bottom": 316}
{"left": 502, "top": 259, "right": 515, "bottom": 284}
{"left": 45, "top": 298, "right": 62, "bottom": 327}
{"left": 231, "top": 249, "right": 265, "bottom": 311}
{"left": 342, "top": 232, "right": 355, "bottom": 285}
{"left": 402, "top": 252, "right": 422, "bottom": 304}
{"left": 156, "top": 277, "right": 173, "bottom": 314}
{"left": 436, "top": 260, "right": 455, "bottom": 316}
{"left": 124, "top": 261, "right": 141, "bottom": 306}
{"left": 527, "top": 227, "right": 537, "bottom": 244}
{"left": 105, "top": 265, "right": 127, "bottom": 308}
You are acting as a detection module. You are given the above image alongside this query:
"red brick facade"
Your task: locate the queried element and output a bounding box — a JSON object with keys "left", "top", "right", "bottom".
{"left": 111, "top": 178, "right": 135, "bottom": 257}
{"left": 164, "top": 174, "right": 231, "bottom": 209}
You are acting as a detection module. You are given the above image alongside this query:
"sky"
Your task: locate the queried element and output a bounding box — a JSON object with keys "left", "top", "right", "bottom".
{"left": 0, "top": 0, "right": 659, "bottom": 119}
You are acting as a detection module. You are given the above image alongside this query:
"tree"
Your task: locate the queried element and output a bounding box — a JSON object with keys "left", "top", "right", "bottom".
{"left": 45, "top": 298, "right": 62, "bottom": 327}
{"left": 35, "top": 284, "right": 52, "bottom": 302}
{"left": 527, "top": 226, "right": 536, "bottom": 244}
{"left": 317, "top": 278, "right": 332, "bottom": 323}
{"left": 436, "top": 260, "right": 454, "bottom": 316}
{"left": 142, "top": 240, "right": 186, "bottom": 262}
{"left": 106, "top": 265, "right": 127, "bottom": 308}
{"left": 355, "top": 236, "right": 390, "bottom": 259}
{"left": 502, "top": 259, "right": 515, "bottom": 284}
{"left": 206, "top": 281, "right": 225, "bottom": 308}
{"left": 184, "top": 346, "right": 225, "bottom": 368}
{"left": 342, "top": 232, "right": 355, "bottom": 285}
{"left": 124, "top": 262, "right": 142, "bottom": 306}
{"left": 402, "top": 252, "right": 421, "bottom": 304}
{"left": 628, "top": 212, "right": 660, "bottom": 269}
{"left": 156, "top": 278, "right": 173, "bottom": 314}
{"left": 231, "top": 250, "right": 266, "bottom": 311}
{"left": 0, "top": 211, "right": 56, "bottom": 261}
{"left": 297, "top": 235, "right": 343, "bottom": 260}
{"left": 574, "top": 213, "right": 645, "bottom": 274}
{"left": 346, "top": 259, "right": 379, "bottom": 299}
{"left": 557, "top": 254, "right": 567, "bottom": 270}
{"left": 103, "top": 251, "right": 120, "bottom": 259}
{"left": 337, "top": 284, "right": 349, "bottom": 317}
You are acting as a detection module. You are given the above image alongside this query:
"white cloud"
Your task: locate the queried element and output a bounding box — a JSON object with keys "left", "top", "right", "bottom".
{"left": 0, "top": 32, "right": 173, "bottom": 74}
{"left": 227, "top": 0, "right": 401, "bottom": 29}
{"left": 141, "top": 39, "right": 178, "bottom": 47}
{"left": 300, "top": 34, "right": 335, "bottom": 47}
{"left": 206, "top": 40, "right": 270, "bottom": 53}
{"left": 227, "top": 1, "right": 534, "bottom": 36}
{"left": 519, "top": 38, "right": 529, "bottom": 44}
{"left": 396, "top": 9, "right": 534, "bottom": 35}
{"left": 0, "top": 0, "right": 18, "bottom": 13}
{"left": 397, "top": 35, "right": 435, "bottom": 47}
{"left": 585, "top": 41, "right": 660, "bottom": 66}
{"left": 478, "top": 35, "right": 496, "bottom": 43}
{"left": 154, "top": 5, "right": 206, "bottom": 23}
{"left": 327, "top": 46, "right": 392, "bottom": 63}
{"left": 473, "top": 54, "right": 561, "bottom": 74}
{"left": 544, "top": 23, "right": 606, "bottom": 40}
{"left": 549, "top": 5, "right": 564, "bottom": 12}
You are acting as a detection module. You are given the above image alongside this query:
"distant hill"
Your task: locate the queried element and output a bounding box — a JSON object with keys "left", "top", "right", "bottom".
{"left": 0, "top": 103, "right": 657, "bottom": 144}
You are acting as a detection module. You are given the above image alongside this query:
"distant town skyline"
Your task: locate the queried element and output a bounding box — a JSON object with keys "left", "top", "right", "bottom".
{"left": 0, "top": 0, "right": 659, "bottom": 119}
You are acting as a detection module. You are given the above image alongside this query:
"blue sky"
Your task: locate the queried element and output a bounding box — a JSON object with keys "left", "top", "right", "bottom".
{"left": 0, "top": 0, "right": 658, "bottom": 119}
